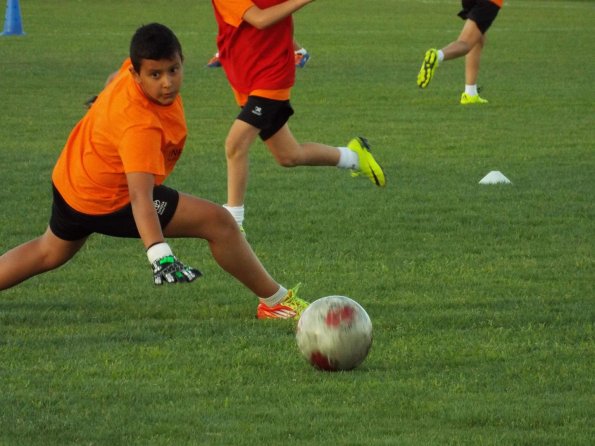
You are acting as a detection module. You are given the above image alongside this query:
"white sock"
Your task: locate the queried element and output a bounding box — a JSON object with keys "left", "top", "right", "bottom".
{"left": 295, "top": 48, "right": 307, "bottom": 55}
{"left": 336, "top": 146, "right": 359, "bottom": 170}
{"left": 437, "top": 50, "right": 445, "bottom": 63}
{"left": 223, "top": 204, "right": 244, "bottom": 226}
{"left": 465, "top": 84, "right": 478, "bottom": 96}
{"left": 259, "top": 285, "right": 288, "bottom": 307}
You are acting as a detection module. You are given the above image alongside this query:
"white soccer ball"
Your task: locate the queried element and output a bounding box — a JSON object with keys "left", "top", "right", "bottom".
{"left": 296, "top": 295, "right": 373, "bottom": 371}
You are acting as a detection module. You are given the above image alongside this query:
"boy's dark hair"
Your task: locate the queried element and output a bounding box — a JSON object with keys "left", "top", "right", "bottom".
{"left": 130, "top": 23, "right": 184, "bottom": 73}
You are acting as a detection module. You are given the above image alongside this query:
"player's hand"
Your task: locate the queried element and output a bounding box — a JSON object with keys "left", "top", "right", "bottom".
{"left": 147, "top": 242, "right": 202, "bottom": 285}
{"left": 84, "top": 95, "right": 98, "bottom": 108}
{"left": 151, "top": 255, "right": 201, "bottom": 285}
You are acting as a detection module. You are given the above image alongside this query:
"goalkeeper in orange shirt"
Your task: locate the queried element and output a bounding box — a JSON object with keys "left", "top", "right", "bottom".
{"left": 0, "top": 23, "right": 307, "bottom": 319}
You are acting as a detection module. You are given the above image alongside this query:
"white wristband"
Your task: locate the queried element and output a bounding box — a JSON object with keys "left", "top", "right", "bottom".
{"left": 147, "top": 242, "right": 173, "bottom": 264}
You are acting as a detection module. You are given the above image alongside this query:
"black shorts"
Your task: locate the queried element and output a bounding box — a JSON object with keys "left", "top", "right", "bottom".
{"left": 458, "top": 0, "right": 500, "bottom": 34}
{"left": 236, "top": 96, "right": 294, "bottom": 141}
{"left": 49, "top": 184, "right": 179, "bottom": 241}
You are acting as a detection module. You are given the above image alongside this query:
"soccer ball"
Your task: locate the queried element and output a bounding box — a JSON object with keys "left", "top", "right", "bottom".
{"left": 296, "top": 295, "right": 373, "bottom": 371}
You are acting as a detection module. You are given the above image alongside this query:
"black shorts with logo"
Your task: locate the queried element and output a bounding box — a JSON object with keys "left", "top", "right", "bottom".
{"left": 49, "top": 184, "right": 179, "bottom": 241}
{"left": 458, "top": 0, "right": 500, "bottom": 34}
{"left": 236, "top": 95, "right": 295, "bottom": 141}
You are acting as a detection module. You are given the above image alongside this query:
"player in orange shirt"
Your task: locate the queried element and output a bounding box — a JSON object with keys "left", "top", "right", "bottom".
{"left": 211, "top": 0, "right": 386, "bottom": 232}
{"left": 0, "top": 23, "right": 308, "bottom": 319}
{"left": 417, "top": 0, "right": 504, "bottom": 104}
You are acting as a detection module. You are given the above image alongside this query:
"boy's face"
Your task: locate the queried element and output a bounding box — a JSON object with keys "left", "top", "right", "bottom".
{"left": 131, "top": 53, "right": 183, "bottom": 106}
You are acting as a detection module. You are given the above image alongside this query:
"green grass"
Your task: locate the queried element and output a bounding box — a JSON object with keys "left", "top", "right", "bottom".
{"left": 1, "top": 0, "right": 593, "bottom": 444}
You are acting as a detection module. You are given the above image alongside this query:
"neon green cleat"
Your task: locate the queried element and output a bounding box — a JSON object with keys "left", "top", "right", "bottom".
{"left": 460, "top": 93, "right": 488, "bottom": 105}
{"left": 348, "top": 136, "right": 386, "bottom": 187}
{"left": 256, "top": 284, "right": 309, "bottom": 320}
{"left": 417, "top": 48, "right": 439, "bottom": 88}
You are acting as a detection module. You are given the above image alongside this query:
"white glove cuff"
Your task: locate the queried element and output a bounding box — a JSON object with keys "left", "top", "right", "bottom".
{"left": 147, "top": 242, "right": 173, "bottom": 264}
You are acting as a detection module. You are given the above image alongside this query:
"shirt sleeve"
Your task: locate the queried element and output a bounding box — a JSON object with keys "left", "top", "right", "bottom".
{"left": 213, "top": 0, "right": 254, "bottom": 27}
{"left": 118, "top": 125, "right": 166, "bottom": 176}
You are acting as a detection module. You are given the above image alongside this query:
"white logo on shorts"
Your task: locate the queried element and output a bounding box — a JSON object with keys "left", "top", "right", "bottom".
{"left": 251, "top": 106, "right": 263, "bottom": 117}
{"left": 154, "top": 200, "right": 167, "bottom": 215}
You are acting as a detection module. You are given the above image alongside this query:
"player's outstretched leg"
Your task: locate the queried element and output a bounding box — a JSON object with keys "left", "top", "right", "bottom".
{"left": 0, "top": 228, "right": 86, "bottom": 291}
{"left": 348, "top": 136, "right": 386, "bottom": 187}
{"left": 417, "top": 48, "right": 439, "bottom": 88}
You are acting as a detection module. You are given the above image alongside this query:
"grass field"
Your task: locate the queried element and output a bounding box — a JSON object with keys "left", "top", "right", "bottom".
{"left": 0, "top": 0, "right": 593, "bottom": 444}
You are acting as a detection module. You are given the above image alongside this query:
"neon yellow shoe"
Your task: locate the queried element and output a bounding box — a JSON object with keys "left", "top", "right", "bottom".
{"left": 460, "top": 93, "right": 488, "bottom": 105}
{"left": 348, "top": 137, "right": 386, "bottom": 187}
{"left": 256, "top": 284, "right": 309, "bottom": 320}
{"left": 417, "top": 48, "right": 439, "bottom": 88}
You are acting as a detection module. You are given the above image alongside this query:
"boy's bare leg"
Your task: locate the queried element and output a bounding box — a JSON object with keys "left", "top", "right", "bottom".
{"left": 442, "top": 19, "right": 483, "bottom": 61}
{"left": 265, "top": 124, "right": 340, "bottom": 167}
{"left": 163, "top": 193, "right": 280, "bottom": 298}
{"left": 465, "top": 34, "right": 485, "bottom": 86}
{"left": 225, "top": 119, "right": 260, "bottom": 207}
{"left": 0, "top": 228, "right": 86, "bottom": 291}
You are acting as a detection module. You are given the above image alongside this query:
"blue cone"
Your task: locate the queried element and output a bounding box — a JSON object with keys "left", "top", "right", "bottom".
{"left": 1, "top": 0, "right": 25, "bottom": 36}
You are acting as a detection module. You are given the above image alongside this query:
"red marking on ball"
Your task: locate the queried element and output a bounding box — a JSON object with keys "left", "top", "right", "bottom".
{"left": 310, "top": 351, "right": 337, "bottom": 371}
{"left": 325, "top": 305, "right": 355, "bottom": 327}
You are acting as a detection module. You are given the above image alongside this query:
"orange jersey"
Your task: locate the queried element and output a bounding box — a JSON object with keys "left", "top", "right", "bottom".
{"left": 213, "top": 0, "right": 253, "bottom": 27}
{"left": 52, "top": 59, "right": 187, "bottom": 215}
{"left": 491, "top": 0, "right": 503, "bottom": 7}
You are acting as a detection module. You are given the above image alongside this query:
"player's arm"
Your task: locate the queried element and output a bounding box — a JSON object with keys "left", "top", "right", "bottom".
{"left": 127, "top": 172, "right": 165, "bottom": 248}
{"left": 243, "top": 0, "right": 315, "bottom": 30}
{"left": 126, "top": 172, "right": 201, "bottom": 285}
{"left": 84, "top": 60, "right": 125, "bottom": 108}
{"left": 84, "top": 70, "right": 120, "bottom": 108}
{"left": 103, "top": 70, "right": 119, "bottom": 87}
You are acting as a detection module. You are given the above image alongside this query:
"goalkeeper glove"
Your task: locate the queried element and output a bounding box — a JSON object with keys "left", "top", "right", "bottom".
{"left": 147, "top": 242, "right": 202, "bottom": 285}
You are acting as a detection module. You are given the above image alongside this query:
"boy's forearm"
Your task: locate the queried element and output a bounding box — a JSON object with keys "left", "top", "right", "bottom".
{"left": 243, "top": 0, "right": 315, "bottom": 29}
{"left": 132, "top": 200, "right": 164, "bottom": 250}
{"left": 126, "top": 172, "right": 165, "bottom": 249}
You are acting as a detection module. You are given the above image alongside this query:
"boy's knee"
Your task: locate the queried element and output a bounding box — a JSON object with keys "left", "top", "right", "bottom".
{"left": 273, "top": 152, "right": 300, "bottom": 167}
{"left": 225, "top": 142, "right": 243, "bottom": 158}
{"left": 213, "top": 206, "right": 241, "bottom": 234}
